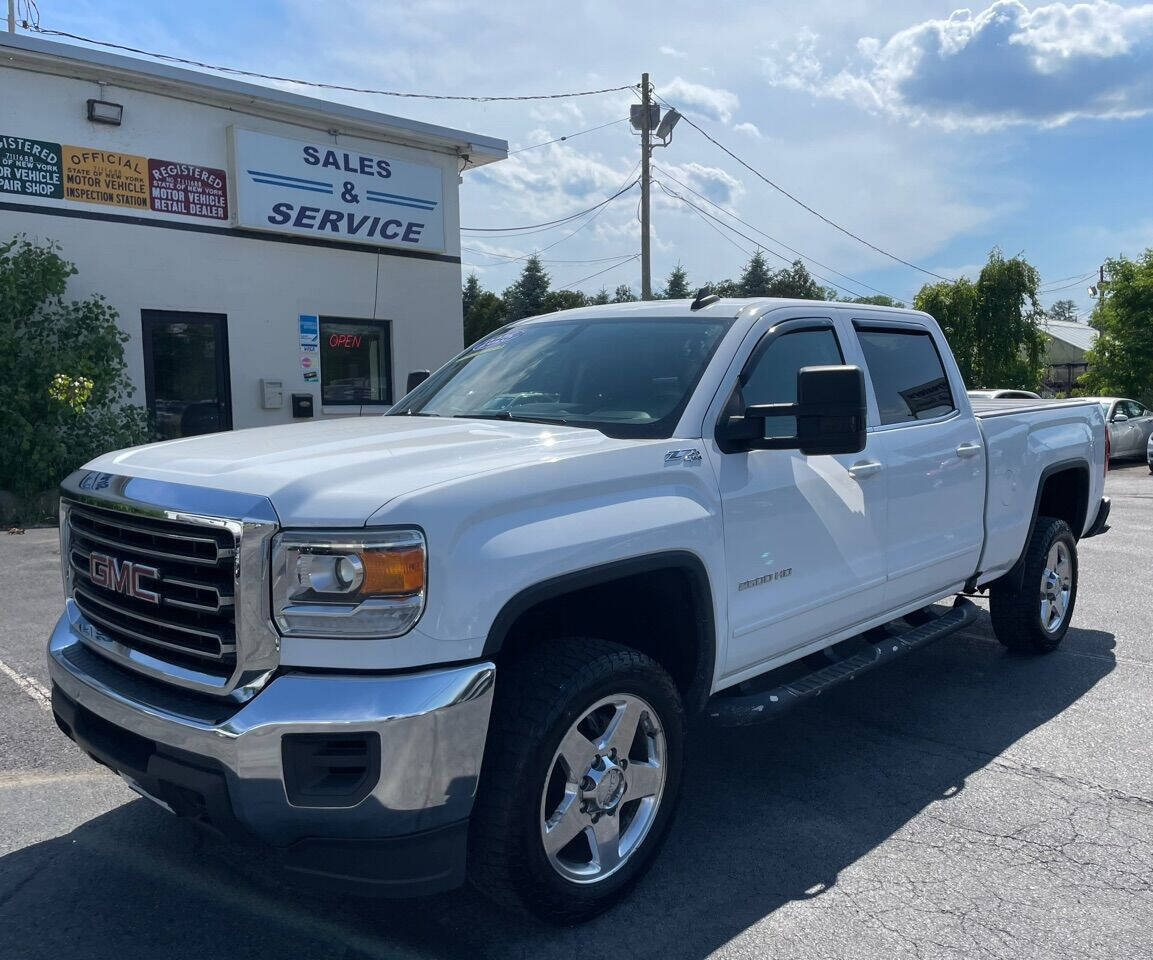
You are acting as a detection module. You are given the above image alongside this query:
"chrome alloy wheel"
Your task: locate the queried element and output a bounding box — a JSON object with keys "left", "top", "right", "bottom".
{"left": 539, "top": 693, "right": 667, "bottom": 885}
{"left": 1040, "top": 541, "right": 1073, "bottom": 633}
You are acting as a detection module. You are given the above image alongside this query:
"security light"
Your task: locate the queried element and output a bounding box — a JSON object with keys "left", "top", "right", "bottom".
{"left": 86, "top": 99, "right": 124, "bottom": 126}
{"left": 654, "top": 108, "right": 681, "bottom": 141}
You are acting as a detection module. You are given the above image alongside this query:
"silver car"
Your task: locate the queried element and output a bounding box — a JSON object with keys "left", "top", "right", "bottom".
{"left": 1085, "top": 397, "right": 1153, "bottom": 462}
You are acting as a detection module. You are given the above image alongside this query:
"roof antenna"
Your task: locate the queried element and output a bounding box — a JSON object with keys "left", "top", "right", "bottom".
{"left": 691, "top": 287, "right": 720, "bottom": 311}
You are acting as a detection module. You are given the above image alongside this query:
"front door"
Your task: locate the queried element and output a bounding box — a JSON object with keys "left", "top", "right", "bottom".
{"left": 142, "top": 311, "right": 232, "bottom": 439}
{"left": 709, "top": 317, "right": 889, "bottom": 681}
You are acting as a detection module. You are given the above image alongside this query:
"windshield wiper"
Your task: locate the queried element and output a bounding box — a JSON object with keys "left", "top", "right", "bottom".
{"left": 453, "top": 411, "right": 572, "bottom": 426}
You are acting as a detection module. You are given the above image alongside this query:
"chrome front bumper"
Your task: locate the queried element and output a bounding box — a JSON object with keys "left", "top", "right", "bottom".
{"left": 49, "top": 603, "right": 495, "bottom": 857}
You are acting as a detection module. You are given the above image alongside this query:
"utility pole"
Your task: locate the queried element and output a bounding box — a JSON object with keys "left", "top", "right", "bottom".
{"left": 7, "top": 0, "right": 16, "bottom": 34}
{"left": 639, "top": 72, "right": 652, "bottom": 300}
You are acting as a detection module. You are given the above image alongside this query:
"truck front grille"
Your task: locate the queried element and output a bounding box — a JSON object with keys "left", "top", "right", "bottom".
{"left": 67, "top": 503, "right": 238, "bottom": 676}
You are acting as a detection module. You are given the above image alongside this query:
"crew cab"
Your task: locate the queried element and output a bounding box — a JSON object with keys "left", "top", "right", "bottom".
{"left": 48, "top": 297, "right": 1110, "bottom": 923}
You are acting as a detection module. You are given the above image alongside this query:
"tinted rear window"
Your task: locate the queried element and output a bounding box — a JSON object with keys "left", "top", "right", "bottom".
{"left": 857, "top": 328, "right": 955, "bottom": 425}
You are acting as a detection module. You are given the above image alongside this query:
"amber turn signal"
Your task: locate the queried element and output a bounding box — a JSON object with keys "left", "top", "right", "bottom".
{"left": 360, "top": 545, "right": 425, "bottom": 595}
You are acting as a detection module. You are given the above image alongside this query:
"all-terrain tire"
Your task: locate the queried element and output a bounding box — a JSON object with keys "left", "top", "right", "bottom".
{"left": 990, "top": 516, "right": 1078, "bottom": 654}
{"left": 468, "top": 637, "right": 685, "bottom": 924}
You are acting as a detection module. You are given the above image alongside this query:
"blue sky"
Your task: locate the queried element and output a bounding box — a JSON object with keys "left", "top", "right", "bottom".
{"left": 32, "top": 0, "right": 1153, "bottom": 313}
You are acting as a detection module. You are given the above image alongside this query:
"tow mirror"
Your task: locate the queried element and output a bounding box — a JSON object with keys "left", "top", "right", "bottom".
{"left": 406, "top": 370, "right": 430, "bottom": 393}
{"left": 718, "top": 365, "right": 867, "bottom": 456}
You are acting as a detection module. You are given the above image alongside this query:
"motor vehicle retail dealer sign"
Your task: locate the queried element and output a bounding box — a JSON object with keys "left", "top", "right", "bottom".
{"left": 231, "top": 128, "right": 445, "bottom": 252}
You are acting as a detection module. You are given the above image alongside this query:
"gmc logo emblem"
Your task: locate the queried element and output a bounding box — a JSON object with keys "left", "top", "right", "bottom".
{"left": 88, "top": 552, "right": 161, "bottom": 604}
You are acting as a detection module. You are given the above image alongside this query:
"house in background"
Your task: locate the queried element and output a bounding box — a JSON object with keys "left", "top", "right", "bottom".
{"left": 1040, "top": 319, "right": 1097, "bottom": 394}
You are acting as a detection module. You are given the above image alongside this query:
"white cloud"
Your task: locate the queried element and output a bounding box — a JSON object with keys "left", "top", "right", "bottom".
{"left": 763, "top": 1, "right": 1153, "bottom": 129}
{"left": 732, "top": 121, "right": 763, "bottom": 138}
{"left": 660, "top": 76, "right": 740, "bottom": 123}
{"left": 659, "top": 45, "right": 687, "bottom": 58}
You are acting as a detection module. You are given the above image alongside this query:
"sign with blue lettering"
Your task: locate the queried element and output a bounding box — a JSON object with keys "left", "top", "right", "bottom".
{"left": 230, "top": 128, "right": 445, "bottom": 252}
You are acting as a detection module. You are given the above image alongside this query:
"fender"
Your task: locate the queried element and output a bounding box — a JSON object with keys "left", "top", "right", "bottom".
{"left": 482, "top": 550, "right": 717, "bottom": 712}
{"left": 997, "top": 457, "right": 1090, "bottom": 593}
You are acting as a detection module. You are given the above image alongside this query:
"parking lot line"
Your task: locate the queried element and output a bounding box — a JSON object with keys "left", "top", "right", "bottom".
{"left": 0, "top": 658, "right": 52, "bottom": 712}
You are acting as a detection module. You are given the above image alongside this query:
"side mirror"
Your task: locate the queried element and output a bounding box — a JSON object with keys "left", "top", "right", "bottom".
{"left": 406, "top": 370, "right": 431, "bottom": 393}
{"left": 718, "top": 365, "right": 867, "bottom": 456}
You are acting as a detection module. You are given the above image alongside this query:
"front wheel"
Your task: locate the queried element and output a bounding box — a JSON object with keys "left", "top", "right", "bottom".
{"left": 468, "top": 638, "right": 684, "bottom": 923}
{"left": 990, "top": 516, "right": 1078, "bottom": 653}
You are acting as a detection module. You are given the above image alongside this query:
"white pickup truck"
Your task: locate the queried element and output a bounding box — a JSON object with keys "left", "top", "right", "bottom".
{"left": 48, "top": 296, "right": 1110, "bottom": 923}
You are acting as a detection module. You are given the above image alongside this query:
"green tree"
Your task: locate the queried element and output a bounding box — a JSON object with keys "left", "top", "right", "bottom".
{"left": 701, "top": 278, "right": 741, "bottom": 297}
{"left": 664, "top": 263, "right": 690, "bottom": 299}
{"left": 845, "top": 294, "right": 906, "bottom": 308}
{"left": 542, "top": 289, "right": 588, "bottom": 313}
{"left": 738, "top": 251, "right": 774, "bottom": 297}
{"left": 1082, "top": 250, "right": 1153, "bottom": 405}
{"left": 462, "top": 271, "right": 482, "bottom": 319}
{"left": 765, "top": 259, "right": 828, "bottom": 300}
{"left": 463, "top": 289, "right": 506, "bottom": 346}
{"left": 0, "top": 237, "right": 151, "bottom": 510}
{"left": 503, "top": 255, "right": 551, "bottom": 321}
{"left": 1046, "top": 298, "right": 1080, "bottom": 324}
{"left": 588, "top": 287, "right": 611, "bottom": 306}
{"left": 612, "top": 284, "right": 637, "bottom": 303}
{"left": 914, "top": 248, "right": 1045, "bottom": 390}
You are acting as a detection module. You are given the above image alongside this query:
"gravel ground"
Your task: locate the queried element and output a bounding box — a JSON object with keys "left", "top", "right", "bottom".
{"left": 1, "top": 463, "right": 1150, "bottom": 960}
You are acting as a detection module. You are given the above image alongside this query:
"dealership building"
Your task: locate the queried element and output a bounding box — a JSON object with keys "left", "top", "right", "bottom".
{"left": 0, "top": 33, "right": 506, "bottom": 437}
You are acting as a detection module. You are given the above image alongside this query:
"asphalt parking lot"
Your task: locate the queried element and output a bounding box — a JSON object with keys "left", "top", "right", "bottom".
{"left": 1, "top": 463, "right": 1151, "bottom": 960}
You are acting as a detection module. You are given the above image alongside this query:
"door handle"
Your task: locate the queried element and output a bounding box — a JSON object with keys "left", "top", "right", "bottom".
{"left": 849, "top": 460, "right": 883, "bottom": 480}
{"left": 956, "top": 441, "right": 982, "bottom": 458}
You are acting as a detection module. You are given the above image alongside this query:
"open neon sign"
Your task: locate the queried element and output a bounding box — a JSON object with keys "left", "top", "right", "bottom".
{"left": 328, "top": 334, "right": 363, "bottom": 349}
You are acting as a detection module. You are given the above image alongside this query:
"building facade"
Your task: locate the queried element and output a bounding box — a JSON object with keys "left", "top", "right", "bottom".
{"left": 0, "top": 33, "right": 505, "bottom": 438}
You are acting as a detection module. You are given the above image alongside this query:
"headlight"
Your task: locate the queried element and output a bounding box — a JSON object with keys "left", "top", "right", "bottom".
{"left": 271, "top": 529, "right": 426, "bottom": 638}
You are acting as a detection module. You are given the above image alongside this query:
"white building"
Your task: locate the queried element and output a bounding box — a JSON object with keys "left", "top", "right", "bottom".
{"left": 0, "top": 33, "right": 506, "bottom": 437}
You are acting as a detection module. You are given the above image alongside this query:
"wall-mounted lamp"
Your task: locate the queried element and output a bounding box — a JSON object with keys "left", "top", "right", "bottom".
{"left": 86, "top": 99, "right": 124, "bottom": 126}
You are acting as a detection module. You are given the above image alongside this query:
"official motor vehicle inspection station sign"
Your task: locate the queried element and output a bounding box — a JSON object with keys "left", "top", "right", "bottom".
{"left": 230, "top": 128, "right": 446, "bottom": 252}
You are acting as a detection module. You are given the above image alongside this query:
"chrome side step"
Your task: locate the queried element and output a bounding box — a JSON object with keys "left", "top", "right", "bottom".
{"left": 706, "top": 597, "right": 979, "bottom": 727}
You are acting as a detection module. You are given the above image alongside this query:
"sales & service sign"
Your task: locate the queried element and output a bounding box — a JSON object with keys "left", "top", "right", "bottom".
{"left": 231, "top": 128, "right": 446, "bottom": 252}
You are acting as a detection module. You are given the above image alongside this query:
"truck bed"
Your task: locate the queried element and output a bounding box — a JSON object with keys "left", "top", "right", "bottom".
{"left": 969, "top": 397, "right": 1099, "bottom": 418}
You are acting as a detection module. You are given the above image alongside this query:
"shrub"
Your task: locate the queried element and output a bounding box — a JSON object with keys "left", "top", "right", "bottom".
{"left": 0, "top": 236, "right": 151, "bottom": 518}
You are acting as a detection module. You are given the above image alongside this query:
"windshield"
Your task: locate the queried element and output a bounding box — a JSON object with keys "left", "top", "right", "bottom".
{"left": 389, "top": 317, "right": 732, "bottom": 438}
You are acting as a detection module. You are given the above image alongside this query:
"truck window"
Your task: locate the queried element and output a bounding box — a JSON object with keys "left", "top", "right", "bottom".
{"left": 742, "top": 328, "right": 843, "bottom": 439}
{"left": 856, "top": 328, "right": 955, "bottom": 425}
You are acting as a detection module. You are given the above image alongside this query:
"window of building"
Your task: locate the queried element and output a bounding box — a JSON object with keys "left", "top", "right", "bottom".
{"left": 320, "top": 317, "right": 393, "bottom": 405}
{"left": 741, "top": 327, "right": 843, "bottom": 438}
{"left": 856, "top": 328, "right": 955, "bottom": 425}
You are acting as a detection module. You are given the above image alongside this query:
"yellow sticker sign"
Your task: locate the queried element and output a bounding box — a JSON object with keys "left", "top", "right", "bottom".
{"left": 61, "top": 145, "right": 149, "bottom": 209}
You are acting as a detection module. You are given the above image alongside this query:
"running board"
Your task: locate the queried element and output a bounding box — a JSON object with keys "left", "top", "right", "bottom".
{"left": 706, "top": 597, "right": 979, "bottom": 727}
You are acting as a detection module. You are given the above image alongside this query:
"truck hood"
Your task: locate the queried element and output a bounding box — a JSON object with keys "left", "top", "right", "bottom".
{"left": 87, "top": 416, "right": 636, "bottom": 525}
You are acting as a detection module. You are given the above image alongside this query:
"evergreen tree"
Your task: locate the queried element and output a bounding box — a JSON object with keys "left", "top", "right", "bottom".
{"left": 463, "top": 290, "right": 506, "bottom": 346}
{"left": 1046, "top": 298, "right": 1079, "bottom": 324}
{"left": 738, "top": 251, "right": 774, "bottom": 297}
{"left": 462, "top": 271, "right": 481, "bottom": 319}
{"left": 664, "top": 263, "right": 691, "bottom": 299}
{"left": 765, "top": 259, "right": 826, "bottom": 299}
{"left": 589, "top": 287, "right": 611, "bottom": 305}
{"left": 612, "top": 284, "right": 638, "bottom": 303}
{"left": 503, "top": 255, "right": 551, "bottom": 321}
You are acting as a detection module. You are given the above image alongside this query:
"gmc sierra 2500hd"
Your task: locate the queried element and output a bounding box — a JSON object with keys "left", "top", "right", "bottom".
{"left": 48, "top": 296, "right": 1110, "bottom": 923}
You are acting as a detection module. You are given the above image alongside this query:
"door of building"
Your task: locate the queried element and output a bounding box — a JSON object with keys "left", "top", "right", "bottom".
{"left": 141, "top": 310, "right": 233, "bottom": 439}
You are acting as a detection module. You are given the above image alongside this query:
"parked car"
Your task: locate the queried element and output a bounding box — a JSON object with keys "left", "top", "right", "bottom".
{"left": 1147, "top": 431, "right": 1152, "bottom": 473}
{"left": 967, "top": 389, "right": 1042, "bottom": 400}
{"left": 1084, "top": 397, "right": 1153, "bottom": 462}
{"left": 49, "top": 298, "right": 1110, "bottom": 923}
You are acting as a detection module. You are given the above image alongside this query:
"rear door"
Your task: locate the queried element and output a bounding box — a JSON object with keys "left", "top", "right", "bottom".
{"left": 853, "top": 320, "right": 984, "bottom": 610}
{"left": 707, "top": 314, "right": 888, "bottom": 680}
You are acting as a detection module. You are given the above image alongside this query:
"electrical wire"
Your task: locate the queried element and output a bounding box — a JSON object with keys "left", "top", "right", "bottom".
{"left": 461, "top": 178, "right": 638, "bottom": 233}
{"left": 556, "top": 255, "right": 640, "bottom": 291}
{"left": 509, "top": 118, "right": 629, "bottom": 155}
{"left": 22, "top": 24, "right": 636, "bottom": 102}
{"left": 1040, "top": 275, "right": 1097, "bottom": 294}
{"left": 656, "top": 181, "right": 893, "bottom": 301}
{"left": 653, "top": 162, "right": 896, "bottom": 300}
{"left": 464, "top": 248, "right": 641, "bottom": 265}
{"left": 1041, "top": 270, "right": 1096, "bottom": 287}
{"left": 653, "top": 89, "right": 953, "bottom": 282}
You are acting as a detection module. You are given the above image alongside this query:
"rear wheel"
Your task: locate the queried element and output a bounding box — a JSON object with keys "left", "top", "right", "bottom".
{"left": 990, "top": 516, "right": 1077, "bottom": 653}
{"left": 469, "top": 638, "right": 684, "bottom": 924}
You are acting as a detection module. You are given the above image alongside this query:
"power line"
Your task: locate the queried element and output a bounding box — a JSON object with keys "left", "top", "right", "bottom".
{"left": 509, "top": 118, "right": 628, "bottom": 154}
{"left": 656, "top": 181, "right": 895, "bottom": 301}
{"left": 653, "top": 89, "right": 953, "bottom": 282}
{"left": 556, "top": 255, "right": 639, "bottom": 291}
{"left": 464, "top": 248, "right": 640, "bottom": 265}
{"left": 675, "top": 194, "right": 755, "bottom": 259}
{"left": 1041, "top": 270, "right": 1096, "bottom": 286}
{"left": 1040, "top": 275, "right": 1096, "bottom": 294}
{"left": 461, "top": 178, "right": 638, "bottom": 233}
{"left": 23, "top": 24, "right": 636, "bottom": 102}
{"left": 653, "top": 162, "right": 896, "bottom": 300}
